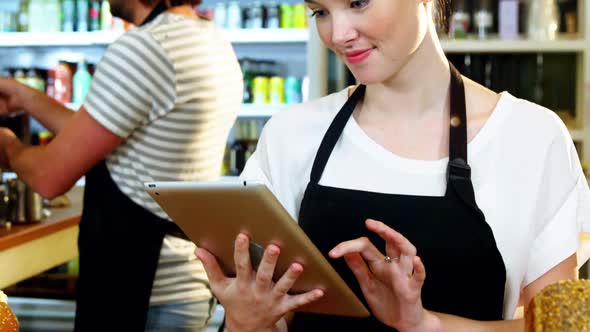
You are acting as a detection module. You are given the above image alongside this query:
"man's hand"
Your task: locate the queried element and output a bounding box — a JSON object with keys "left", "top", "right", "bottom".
{"left": 0, "top": 127, "right": 18, "bottom": 169}
{"left": 0, "top": 78, "right": 28, "bottom": 116}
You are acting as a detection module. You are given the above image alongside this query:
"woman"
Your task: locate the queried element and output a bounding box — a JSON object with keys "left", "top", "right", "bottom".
{"left": 196, "top": 0, "right": 590, "bottom": 330}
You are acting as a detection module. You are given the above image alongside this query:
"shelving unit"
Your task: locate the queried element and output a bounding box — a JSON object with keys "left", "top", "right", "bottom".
{"left": 0, "top": 28, "right": 309, "bottom": 47}
{"left": 440, "top": 34, "right": 587, "bottom": 53}
{"left": 66, "top": 102, "right": 286, "bottom": 118}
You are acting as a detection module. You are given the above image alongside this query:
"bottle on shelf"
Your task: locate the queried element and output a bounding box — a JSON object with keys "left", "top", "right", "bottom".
{"left": 449, "top": 1, "right": 470, "bottom": 39}
{"left": 229, "top": 122, "right": 246, "bottom": 176}
{"left": 226, "top": 1, "right": 242, "bottom": 29}
{"left": 89, "top": 0, "right": 102, "bottom": 31}
{"left": 46, "top": 0, "right": 61, "bottom": 32}
{"left": 101, "top": 0, "right": 113, "bottom": 31}
{"left": 214, "top": 2, "right": 227, "bottom": 29}
{"left": 247, "top": 1, "right": 264, "bottom": 29}
{"left": 13, "top": 68, "right": 27, "bottom": 85}
{"left": 17, "top": 0, "right": 29, "bottom": 32}
{"left": 77, "top": 0, "right": 89, "bottom": 32}
{"left": 62, "top": 0, "right": 76, "bottom": 32}
{"left": 46, "top": 69, "right": 56, "bottom": 99}
{"left": 244, "top": 121, "right": 258, "bottom": 162}
{"left": 25, "top": 68, "right": 45, "bottom": 92}
{"left": 475, "top": 0, "right": 493, "bottom": 40}
{"left": 73, "top": 58, "right": 93, "bottom": 105}
{"left": 265, "top": 2, "right": 280, "bottom": 29}
{"left": 527, "top": 0, "right": 560, "bottom": 40}
{"left": 498, "top": 0, "right": 519, "bottom": 40}
{"left": 54, "top": 61, "right": 73, "bottom": 104}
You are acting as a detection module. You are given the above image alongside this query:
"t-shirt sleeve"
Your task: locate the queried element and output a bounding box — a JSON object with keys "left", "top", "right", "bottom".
{"left": 524, "top": 118, "right": 586, "bottom": 285}
{"left": 83, "top": 30, "right": 176, "bottom": 138}
{"left": 240, "top": 124, "right": 274, "bottom": 191}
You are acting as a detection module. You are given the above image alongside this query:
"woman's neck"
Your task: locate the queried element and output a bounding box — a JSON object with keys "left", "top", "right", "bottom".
{"left": 363, "top": 23, "right": 450, "bottom": 120}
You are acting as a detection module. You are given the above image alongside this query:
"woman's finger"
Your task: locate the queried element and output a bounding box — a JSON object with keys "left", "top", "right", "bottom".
{"left": 272, "top": 263, "right": 304, "bottom": 297}
{"left": 366, "top": 219, "right": 417, "bottom": 257}
{"left": 410, "top": 256, "right": 426, "bottom": 288}
{"left": 234, "top": 233, "right": 253, "bottom": 286}
{"left": 329, "top": 237, "right": 383, "bottom": 265}
{"left": 283, "top": 289, "right": 325, "bottom": 313}
{"left": 255, "top": 244, "right": 281, "bottom": 293}
{"left": 344, "top": 253, "right": 374, "bottom": 288}
{"left": 195, "top": 248, "right": 229, "bottom": 292}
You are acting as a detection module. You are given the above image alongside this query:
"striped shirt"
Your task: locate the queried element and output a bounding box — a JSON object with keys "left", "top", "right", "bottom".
{"left": 84, "top": 13, "right": 243, "bottom": 305}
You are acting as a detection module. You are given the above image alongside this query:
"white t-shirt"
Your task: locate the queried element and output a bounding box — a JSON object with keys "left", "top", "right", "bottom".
{"left": 241, "top": 88, "right": 590, "bottom": 319}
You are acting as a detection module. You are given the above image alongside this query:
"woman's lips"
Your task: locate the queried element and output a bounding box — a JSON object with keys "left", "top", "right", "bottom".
{"left": 345, "top": 48, "right": 374, "bottom": 64}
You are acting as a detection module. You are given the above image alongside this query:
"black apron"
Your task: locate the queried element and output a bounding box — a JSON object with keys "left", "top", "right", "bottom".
{"left": 290, "top": 64, "right": 507, "bottom": 331}
{"left": 74, "top": 3, "right": 188, "bottom": 331}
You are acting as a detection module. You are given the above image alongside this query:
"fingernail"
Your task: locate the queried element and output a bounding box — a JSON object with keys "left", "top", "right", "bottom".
{"left": 315, "top": 290, "right": 324, "bottom": 298}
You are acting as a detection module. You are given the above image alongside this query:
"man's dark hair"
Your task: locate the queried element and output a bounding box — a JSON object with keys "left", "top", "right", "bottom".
{"left": 140, "top": 0, "right": 202, "bottom": 7}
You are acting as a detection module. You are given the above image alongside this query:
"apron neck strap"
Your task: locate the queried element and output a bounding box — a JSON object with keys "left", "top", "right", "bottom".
{"left": 310, "top": 84, "right": 366, "bottom": 183}
{"left": 309, "top": 62, "right": 470, "bottom": 184}
{"left": 141, "top": 0, "right": 168, "bottom": 26}
{"left": 447, "top": 62, "right": 471, "bottom": 180}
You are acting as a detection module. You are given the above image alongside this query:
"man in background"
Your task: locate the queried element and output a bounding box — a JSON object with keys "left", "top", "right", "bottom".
{"left": 0, "top": 0, "right": 243, "bottom": 330}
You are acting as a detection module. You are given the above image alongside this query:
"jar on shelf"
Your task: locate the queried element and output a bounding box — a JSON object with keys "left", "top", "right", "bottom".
{"left": 527, "top": 0, "right": 560, "bottom": 40}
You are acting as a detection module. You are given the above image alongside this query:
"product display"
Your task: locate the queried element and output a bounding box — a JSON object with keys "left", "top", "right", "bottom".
{"left": 0, "top": 291, "right": 18, "bottom": 332}
{"left": 240, "top": 58, "right": 304, "bottom": 105}
{"left": 213, "top": 1, "right": 307, "bottom": 29}
{"left": 0, "top": 0, "right": 128, "bottom": 32}
{"left": 525, "top": 280, "right": 590, "bottom": 332}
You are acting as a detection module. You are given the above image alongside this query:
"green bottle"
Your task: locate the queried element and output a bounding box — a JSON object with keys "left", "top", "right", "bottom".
{"left": 73, "top": 59, "right": 93, "bottom": 105}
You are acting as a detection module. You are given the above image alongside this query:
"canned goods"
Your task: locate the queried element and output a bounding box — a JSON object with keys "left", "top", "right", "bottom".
{"left": 269, "top": 76, "right": 285, "bottom": 104}
{"left": 293, "top": 4, "right": 308, "bottom": 28}
{"left": 252, "top": 76, "right": 269, "bottom": 104}
{"left": 284, "top": 76, "right": 302, "bottom": 104}
{"left": 280, "top": 4, "right": 294, "bottom": 29}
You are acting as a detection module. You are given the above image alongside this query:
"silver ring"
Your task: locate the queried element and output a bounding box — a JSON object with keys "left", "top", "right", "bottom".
{"left": 384, "top": 256, "right": 399, "bottom": 263}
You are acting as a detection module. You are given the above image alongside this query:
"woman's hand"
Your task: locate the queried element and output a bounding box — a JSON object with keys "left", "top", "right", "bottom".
{"left": 196, "top": 233, "right": 324, "bottom": 332}
{"left": 329, "top": 219, "right": 434, "bottom": 332}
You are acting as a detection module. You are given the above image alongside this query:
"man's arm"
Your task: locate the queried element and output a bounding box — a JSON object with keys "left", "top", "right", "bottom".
{"left": 20, "top": 87, "right": 77, "bottom": 134}
{"left": 3, "top": 107, "right": 123, "bottom": 198}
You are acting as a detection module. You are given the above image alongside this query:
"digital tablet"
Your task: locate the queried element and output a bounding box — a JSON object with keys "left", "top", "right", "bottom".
{"left": 144, "top": 179, "right": 369, "bottom": 318}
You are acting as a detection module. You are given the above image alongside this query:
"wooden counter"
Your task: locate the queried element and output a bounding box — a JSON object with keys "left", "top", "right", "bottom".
{"left": 0, "top": 187, "right": 83, "bottom": 289}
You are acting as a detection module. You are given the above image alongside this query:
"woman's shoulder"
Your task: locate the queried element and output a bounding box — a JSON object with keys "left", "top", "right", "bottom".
{"left": 465, "top": 78, "right": 570, "bottom": 147}
{"left": 262, "top": 88, "right": 350, "bottom": 138}
{"left": 495, "top": 92, "right": 570, "bottom": 141}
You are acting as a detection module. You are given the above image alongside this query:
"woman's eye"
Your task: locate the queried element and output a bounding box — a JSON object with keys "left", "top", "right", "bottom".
{"left": 351, "top": 0, "right": 369, "bottom": 9}
{"left": 311, "top": 9, "right": 327, "bottom": 18}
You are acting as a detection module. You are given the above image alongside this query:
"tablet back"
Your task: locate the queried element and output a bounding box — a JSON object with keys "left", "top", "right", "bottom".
{"left": 145, "top": 180, "right": 369, "bottom": 318}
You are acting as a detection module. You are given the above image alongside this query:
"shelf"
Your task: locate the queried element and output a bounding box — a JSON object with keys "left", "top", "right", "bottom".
{"left": 570, "top": 129, "right": 586, "bottom": 142}
{"left": 239, "top": 104, "right": 289, "bottom": 117}
{"left": 0, "top": 29, "right": 308, "bottom": 47}
{"left": 66, "top": 103, "right": 288, "bottom": 118}
{"left": 0, "top": 31, "right": 123, "bottom": 47}
{"left": 441, "top": 34, "right": 588, "bottom": 53}
{"left": 224, "top": 28, "right": 308, "bottom": 44}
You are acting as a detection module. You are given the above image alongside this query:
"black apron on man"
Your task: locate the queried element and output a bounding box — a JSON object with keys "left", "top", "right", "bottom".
{"left": 290, "top": 64, "right": 507, "bottom": 331}
{"left": 73, "top": 2, "right": 189, "bottom": 331}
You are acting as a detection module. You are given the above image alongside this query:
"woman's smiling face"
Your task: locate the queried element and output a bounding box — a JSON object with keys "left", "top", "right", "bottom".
{"left": 305, "top": 0, "right": 434, "bottom": 84}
